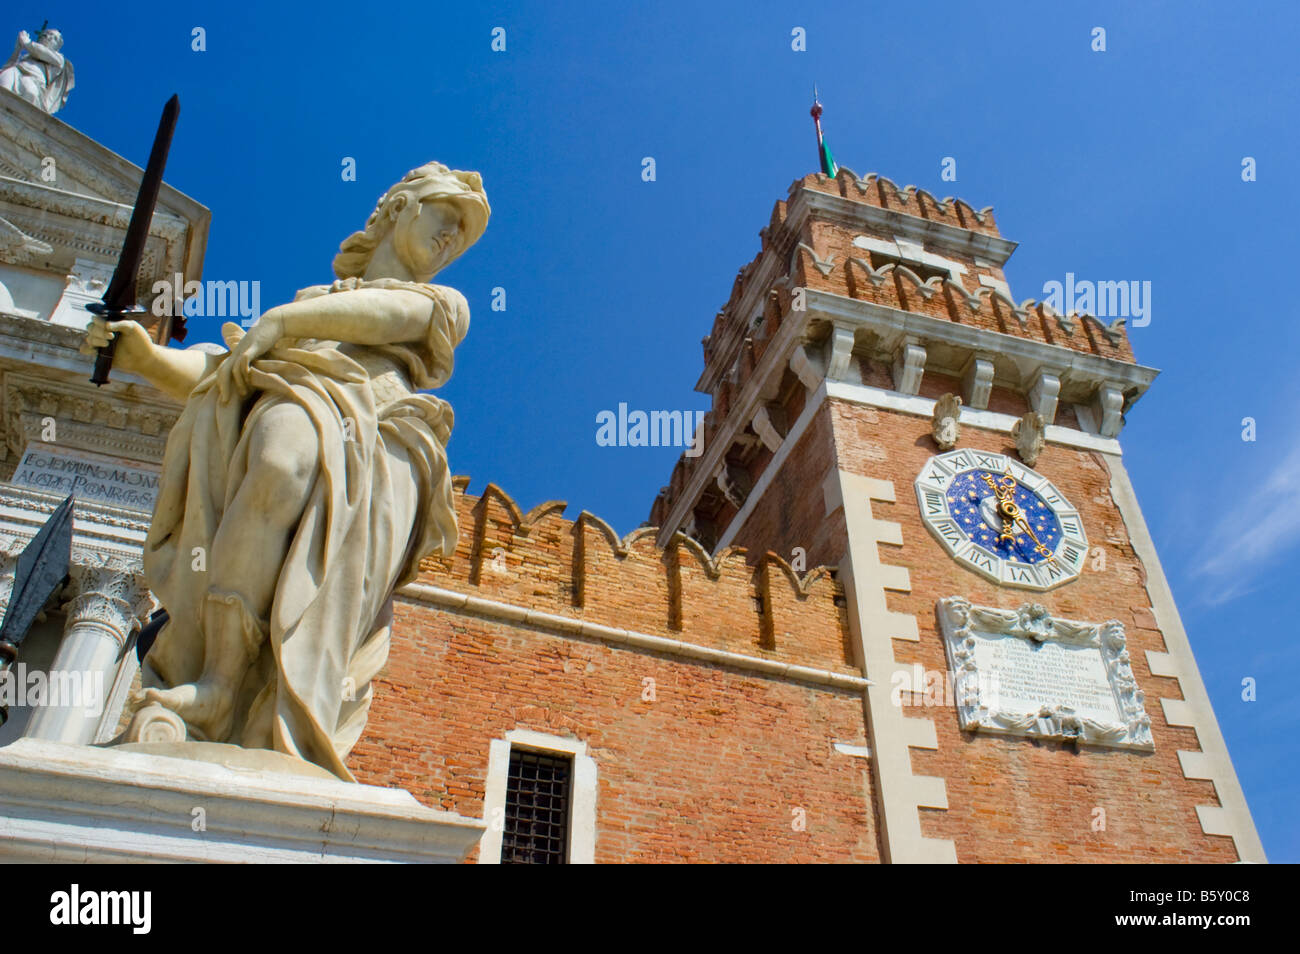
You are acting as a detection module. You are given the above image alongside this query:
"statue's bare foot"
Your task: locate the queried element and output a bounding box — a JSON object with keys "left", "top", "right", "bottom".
{"left": 143, "top": 680, "right": 235, "bottom": 741}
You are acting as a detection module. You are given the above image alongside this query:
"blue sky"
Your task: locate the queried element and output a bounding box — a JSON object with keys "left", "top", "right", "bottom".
{"left": 22, "top": 0, "right": 1297, "bottom": 859}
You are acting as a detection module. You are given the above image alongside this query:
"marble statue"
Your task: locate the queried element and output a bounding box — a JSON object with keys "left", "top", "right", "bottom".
{"left": 81, "top": 163, "right": 489, "bottom": 779}
{"left": 0, "top": 28, "right": 74, "bottom": 115}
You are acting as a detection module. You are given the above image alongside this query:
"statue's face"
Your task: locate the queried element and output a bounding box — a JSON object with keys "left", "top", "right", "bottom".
{"left": 38, "top": 30, "right": 61, "bottom": 51}
{"left": 398, "top": 199, "right": 461, "bottom": 280}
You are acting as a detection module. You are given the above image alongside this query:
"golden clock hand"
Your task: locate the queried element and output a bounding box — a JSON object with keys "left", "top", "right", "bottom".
{"left": 1013, "top": 512, "right": 1056, "bottom": 562}
{"left": 978, "top": 472, "right": 1020, "bottom": 544}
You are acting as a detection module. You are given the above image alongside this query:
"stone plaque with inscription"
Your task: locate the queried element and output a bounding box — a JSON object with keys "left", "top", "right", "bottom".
{"left": 11, "top": 442, "right": 160, "bottom": 513}
{"left": 937, "top": 596, "right": 1153, "bottom": 750}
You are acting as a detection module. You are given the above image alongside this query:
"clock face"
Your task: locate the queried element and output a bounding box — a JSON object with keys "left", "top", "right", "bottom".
{"left": 914, "top": 449, "right": 1088, "bottom": 590}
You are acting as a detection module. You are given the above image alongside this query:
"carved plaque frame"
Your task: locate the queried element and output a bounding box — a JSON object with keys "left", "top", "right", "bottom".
{"left": 937, "top": 596, "right": 1154, "bottom": 751}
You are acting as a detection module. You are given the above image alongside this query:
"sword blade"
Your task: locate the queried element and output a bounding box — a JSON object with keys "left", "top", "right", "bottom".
{"left": 102, "top": 94, "right": 179, "bottom": 308}
{"left": 90, "top": 94, "right": 180, "bottom": 385}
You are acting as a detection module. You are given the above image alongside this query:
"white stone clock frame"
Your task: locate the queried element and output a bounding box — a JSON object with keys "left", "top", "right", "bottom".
{"left": 914, "top": 448, "right": 1088, "bottom": 591}
{"left": 937, "top": 596, "right": 1154, "bottom": 750}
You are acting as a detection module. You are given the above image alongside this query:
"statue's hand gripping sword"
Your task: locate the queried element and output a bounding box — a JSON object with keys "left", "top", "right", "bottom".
{"left": 87, "top": 94, "right": 183, "bottom": 386}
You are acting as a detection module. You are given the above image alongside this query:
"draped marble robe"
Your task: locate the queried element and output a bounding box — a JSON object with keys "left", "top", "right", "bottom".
{"left": 141, "top": 277, "right": 467, "bottom": 780}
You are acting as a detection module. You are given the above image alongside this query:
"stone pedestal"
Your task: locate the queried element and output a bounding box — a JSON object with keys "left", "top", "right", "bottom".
{"left": 0, "top": 738, "right": 485, "bottom": 863}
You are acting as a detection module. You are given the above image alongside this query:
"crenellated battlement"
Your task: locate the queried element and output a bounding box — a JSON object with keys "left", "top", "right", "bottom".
{"left": 796, "top": 168, "right": 1000, "bottom": 234}
{"left": 410, "top": 477, "right": 855, "bottom": 677}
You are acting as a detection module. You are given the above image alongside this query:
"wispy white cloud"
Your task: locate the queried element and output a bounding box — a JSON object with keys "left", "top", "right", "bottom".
{"left": 1191, "top": 439, "right": 1300, "bottom": 605}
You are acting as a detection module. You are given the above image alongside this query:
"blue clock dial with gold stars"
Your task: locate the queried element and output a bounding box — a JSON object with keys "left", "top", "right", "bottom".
{"left": 914, "top": 449, "right": 1088, "bottom": 590}
{"left": 945, "top": 470, "right": 1062, "bottom": 565}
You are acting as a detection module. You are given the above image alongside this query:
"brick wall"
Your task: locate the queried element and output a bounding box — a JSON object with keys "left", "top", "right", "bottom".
{"left": 348, "top": 479, "right": 878, "bottom": 862}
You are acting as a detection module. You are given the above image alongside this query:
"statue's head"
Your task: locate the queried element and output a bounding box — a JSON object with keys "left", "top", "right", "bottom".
{"left": 37, "top": 29, "right": 62, "bottom": 51}
{"left": 333, "top": 162, "right": 490, "bottom": 283}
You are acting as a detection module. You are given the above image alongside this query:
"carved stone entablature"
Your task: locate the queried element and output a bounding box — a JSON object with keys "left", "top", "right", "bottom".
{"left": 48, "top": 257, "right": 114, "bottom": 328}
{"left": 937, "top": 596, "right": 1154, "bottom": 751}
{"left": 3, "top": 370, "right": 178, "bottom": 465}
{"left": 0, "top": 485, "right": 150, "bottom": 575}
{"left": 0, "top": 214, "right": 54, "bottom": 265}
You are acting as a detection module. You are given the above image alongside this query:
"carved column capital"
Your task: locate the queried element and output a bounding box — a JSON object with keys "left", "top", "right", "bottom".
{"left": 62, "top": 564, "right": 156, "bottom": 650}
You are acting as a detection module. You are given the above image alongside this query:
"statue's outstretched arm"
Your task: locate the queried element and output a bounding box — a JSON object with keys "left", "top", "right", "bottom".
{"left": 80, "top": 317, "right": 221, "bottom": 402}
{"left": 271, "top": 287, "right": 439, "bottom": 345}
{"left": 213, "top": 286, "right": 451, "bottom": 401}
{"left": 23, "top": 40, "right": 62, "bottom": 68}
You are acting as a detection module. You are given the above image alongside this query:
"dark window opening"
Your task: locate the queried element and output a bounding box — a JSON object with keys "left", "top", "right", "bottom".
{"left": 502, "top": 748, "right": 572, "bottom": 864}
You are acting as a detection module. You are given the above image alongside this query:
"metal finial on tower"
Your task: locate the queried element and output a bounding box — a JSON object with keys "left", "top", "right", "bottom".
{"left": 810, "top": 85, "right": 837, "bottom": 178}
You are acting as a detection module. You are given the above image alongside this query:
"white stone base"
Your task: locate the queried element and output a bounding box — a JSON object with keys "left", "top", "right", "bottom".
{"left": 0, "top": 739, "right": 484, "bottom": 863}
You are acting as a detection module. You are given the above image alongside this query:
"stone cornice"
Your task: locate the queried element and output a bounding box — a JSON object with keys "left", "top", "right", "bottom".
{"left": 3, "top": 363, "right": 179, "bottom": 465}
{"left": 805, "top": 288, "right": 1158, "bottom": 401}
{"left": 0, "top": 177, "right": 189, "bottom": 242}
{"left": 0, "top": 311, "right": 163, "bottom": 385}
{"left": 0, "top": 482, "right": 149, "bottom": 573}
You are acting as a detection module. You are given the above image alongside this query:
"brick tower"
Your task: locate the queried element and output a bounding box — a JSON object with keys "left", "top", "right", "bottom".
{"left": 647, "top": 167, "right": 1265, "bottom": 863}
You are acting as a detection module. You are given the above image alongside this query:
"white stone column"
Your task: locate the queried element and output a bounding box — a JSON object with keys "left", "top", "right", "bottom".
{"left": 25, "top": 565, "right": 152, "bottom": 744}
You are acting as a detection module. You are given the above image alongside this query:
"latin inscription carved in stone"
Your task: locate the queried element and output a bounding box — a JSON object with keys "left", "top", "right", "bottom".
{"left": 11, "top": 442, "right": 159, "bottom": 512}
{"left": 937, "top": 596, "right": 1154, "bottom": 750}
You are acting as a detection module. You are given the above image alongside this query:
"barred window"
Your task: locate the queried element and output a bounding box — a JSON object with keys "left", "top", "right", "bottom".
{"left": 501, "top": 748, "right": 572, "bottom": 864}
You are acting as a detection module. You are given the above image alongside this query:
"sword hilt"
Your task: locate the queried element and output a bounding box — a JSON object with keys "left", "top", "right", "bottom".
{"left": 86, "top": 301, "right": 147, "bottom": 387}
